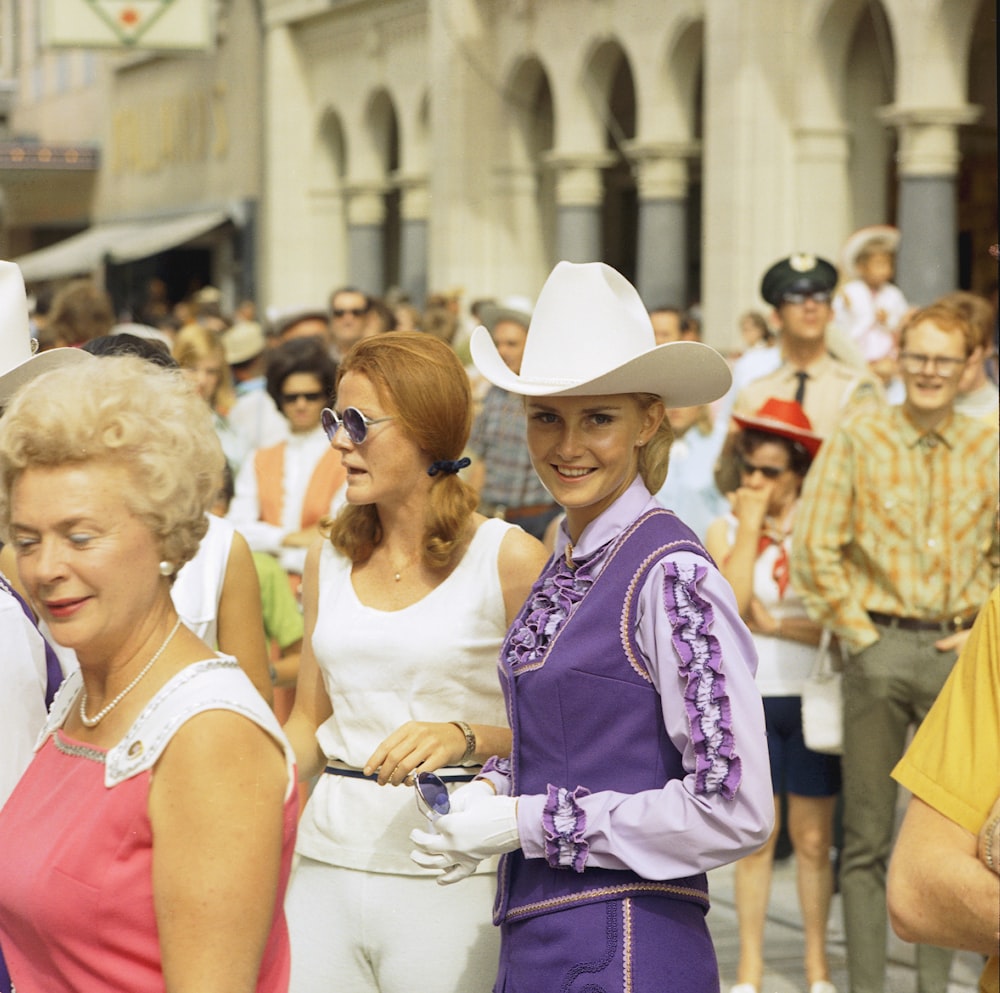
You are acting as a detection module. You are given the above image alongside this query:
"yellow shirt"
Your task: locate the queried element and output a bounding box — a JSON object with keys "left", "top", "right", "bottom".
{"left": 893, "top": 587, "right": 1000, "bottom": 993}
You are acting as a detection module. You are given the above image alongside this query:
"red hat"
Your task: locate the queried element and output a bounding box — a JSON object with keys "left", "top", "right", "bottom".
{"left": 732, "top": 397, "right": 823, "bottom": 459}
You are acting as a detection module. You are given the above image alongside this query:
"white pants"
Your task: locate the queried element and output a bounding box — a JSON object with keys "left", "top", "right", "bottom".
{"left": 286, "top": 857, "right": 500, "bottom": 993}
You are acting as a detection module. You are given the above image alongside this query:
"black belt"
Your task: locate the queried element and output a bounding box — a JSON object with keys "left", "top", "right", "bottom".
{"left": 868, "top": 609, "right": 979, "bottom": 633}
{"left": 323, "top": 766, "right": 478, "bottom": 783}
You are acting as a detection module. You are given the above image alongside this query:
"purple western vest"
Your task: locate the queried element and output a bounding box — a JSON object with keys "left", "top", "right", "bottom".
{"left": 494, "top": 509, "right": 713, "bottom": 925}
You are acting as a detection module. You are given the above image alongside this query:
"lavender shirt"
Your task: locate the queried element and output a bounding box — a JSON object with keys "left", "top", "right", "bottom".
{"left": 497, "top": 477, "right": 774, "bottom": 880}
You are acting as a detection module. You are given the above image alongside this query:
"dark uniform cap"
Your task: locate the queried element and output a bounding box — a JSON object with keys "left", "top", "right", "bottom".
{"left": 760, "top": 253, "right": 838, "bottom": 307}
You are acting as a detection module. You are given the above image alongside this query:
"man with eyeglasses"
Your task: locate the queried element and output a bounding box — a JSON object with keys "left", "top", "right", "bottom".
{"left": 791, "top": 303, "right": 1000, "bottom": 993}
{"left": 328, "top": 286, "right": 371, "bottom": 360}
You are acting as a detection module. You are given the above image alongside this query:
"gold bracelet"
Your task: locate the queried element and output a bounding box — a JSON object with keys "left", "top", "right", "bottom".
{"left": 450, "top": 720, "right": 476, "bottom": 764}
{"left": 985, "top": 814, "right": 1000, "bottom": 874}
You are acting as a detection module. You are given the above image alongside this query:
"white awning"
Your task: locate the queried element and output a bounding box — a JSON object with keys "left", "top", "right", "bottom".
{"left": 15, "top": 208, "right": 231, "bottom": 283}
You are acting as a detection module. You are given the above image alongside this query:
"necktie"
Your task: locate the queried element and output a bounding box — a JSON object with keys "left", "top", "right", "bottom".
{"left": 794, "top": 370, "right": 808, "bottom": 405}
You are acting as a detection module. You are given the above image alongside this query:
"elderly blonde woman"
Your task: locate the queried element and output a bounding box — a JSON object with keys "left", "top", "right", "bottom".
{"left": 0, "top": 356, "right": 297, "bottom": 993}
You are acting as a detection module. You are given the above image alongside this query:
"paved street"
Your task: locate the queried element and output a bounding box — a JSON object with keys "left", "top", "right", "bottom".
{"left": 707, "top": 855, "right": 983, "bottom": 993}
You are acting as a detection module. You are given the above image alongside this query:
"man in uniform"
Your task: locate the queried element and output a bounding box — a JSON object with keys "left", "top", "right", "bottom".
{"left": 791, "top": 302, "right": 999, "bottom": 993}
{"left": 733, "top": 253, "right": 882, "bottom": 437}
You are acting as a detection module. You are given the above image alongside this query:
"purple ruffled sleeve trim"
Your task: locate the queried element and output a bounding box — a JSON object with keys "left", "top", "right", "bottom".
{"left": 478, "top": 755, "right": 513, "bottom": 797}
{"left": 662, "top": 559, "right": 742, "bottom": 800}
{"left": 542, "top": 783, "right": 592, "bottom": 872}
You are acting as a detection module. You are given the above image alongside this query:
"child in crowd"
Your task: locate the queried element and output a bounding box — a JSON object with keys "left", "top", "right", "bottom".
{"left": 833, "top": 226, "right": 909, "bottom": 401}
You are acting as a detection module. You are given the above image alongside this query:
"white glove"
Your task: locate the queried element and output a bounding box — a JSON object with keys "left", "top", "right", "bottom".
{"left": 447, "top": 779, "right": 496, "bottom": 814}
{"left": 410, "top": 795, "right": 521, "bottom": 886}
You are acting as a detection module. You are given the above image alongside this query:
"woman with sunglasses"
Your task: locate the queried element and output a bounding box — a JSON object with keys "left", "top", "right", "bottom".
{"left": 282, "top": 332, "right": 547, "bottom": 993}
{"left": 411, "top": 262, "right": 773, "bottom": 993}
{"left": 226, "top": 336, "right": 346, "bottom": 590}
{"left": 703, "top": 398, "right": 840, "bottom": 993}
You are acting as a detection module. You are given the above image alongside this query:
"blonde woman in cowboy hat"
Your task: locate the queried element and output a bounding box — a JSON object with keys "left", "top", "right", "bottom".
{"left": 705, "top": 399, "right": 839, "bottom": 993}
{"left": 411, "top": 261, "right": 774, "bottom": 993}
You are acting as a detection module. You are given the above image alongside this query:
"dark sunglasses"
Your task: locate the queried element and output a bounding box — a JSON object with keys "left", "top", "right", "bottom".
{"left": 738, "top": 457, "right": 788, "bottom": 480}
{"left": 332, "top": 307, "right": 368, "bottom": 318}
{"left": 280, "top": 391, "right": 325, "bottom": 405}
{"left": 413, "top": 771, "right": 450, "bottom": 823}
{"left": 321, "top": 406, "right": 394, "bottom": 445}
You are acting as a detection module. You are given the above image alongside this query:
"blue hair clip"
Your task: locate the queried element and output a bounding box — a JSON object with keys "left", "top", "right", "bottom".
{"left": 427, "top": 457, "right": 471, "bottom": 477}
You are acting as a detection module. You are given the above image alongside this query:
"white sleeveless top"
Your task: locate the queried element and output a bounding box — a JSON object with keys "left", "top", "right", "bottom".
{"left": 724, "top": 513, "right": 815, "bottom": 697}
{"left": 172, "top": 514, "right": 235, "bottom": 649}
{"left": 296, "top": 517, "right": 515, "bottom": 875}
{"left": 41, "top": 656, "right": 296, "bottom": 796}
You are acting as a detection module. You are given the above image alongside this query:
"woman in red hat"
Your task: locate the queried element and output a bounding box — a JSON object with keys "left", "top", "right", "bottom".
{"left": 705, "top": 398, "right": 840, "bottom": 993}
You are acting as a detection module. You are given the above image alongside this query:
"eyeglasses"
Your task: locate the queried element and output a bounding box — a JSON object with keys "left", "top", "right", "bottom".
{"left": 414, "top": 772, "right": 450, "bottom": 823}
{"left": 738, "top": 457, "right": 788, "bottom": 480}
{"left": 280, "top": 391, "right": 325, "bottom": 405}
{"left": 780, "top": 291, "right": 831, "bottom": 306}
{"left": 321, "top": 406, "right": 394, "bottom": 445}
{"left": 332, "top": 307, "right": 368, "bottom": 319}
{"left": 898, "top": 352, "right": 967, "bottom": 375}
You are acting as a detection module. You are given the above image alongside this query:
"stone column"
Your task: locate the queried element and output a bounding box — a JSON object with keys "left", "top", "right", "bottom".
{"left": 345, "top": 185, "right": 387, "bottom": 295}
{"left": 793, "top": 125, "right": 851, "bottom": 256}
{"left": 879, "top": 105, "right": 980, "bottom": 304}
{"left": 545, "top": 153, "right": 615, "bottom": 264}
{"left": 627, "top": 142, "right": 698, "bottom": 307}
{"left": 397, "top": 175, "right": 429, "bottom": 307}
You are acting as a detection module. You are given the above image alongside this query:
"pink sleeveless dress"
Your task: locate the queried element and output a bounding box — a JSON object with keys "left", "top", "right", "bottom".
{"left": 0, "top": 657, "right": 297, "bottom": 993}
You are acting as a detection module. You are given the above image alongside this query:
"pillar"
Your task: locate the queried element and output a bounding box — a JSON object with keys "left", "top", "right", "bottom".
{"left": 628, "top": 142, "right": 698, "bottom": 307}
{"left": 398, "top": 176, "right": 429, "bottom": 306}
{"left": 879, "top": 105, "right": 980, "bottom": 304}
{"left": 345, "top": 185, "right": 386, "bottom": 296}
{"left": 546, "top": 153, "right": 615, "bottom": 264}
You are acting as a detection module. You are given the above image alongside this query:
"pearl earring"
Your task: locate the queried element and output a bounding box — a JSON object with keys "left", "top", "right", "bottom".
{"left": 159, "top": 561, "right": 175, "bottom": 577}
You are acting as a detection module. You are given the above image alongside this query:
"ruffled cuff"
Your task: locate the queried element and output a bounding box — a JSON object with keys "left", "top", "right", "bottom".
{"left": 541, "top": 784, "right": 591, "bottom": 872}
{"left": 478, "top": 755, "right": 512, "bottom": 797}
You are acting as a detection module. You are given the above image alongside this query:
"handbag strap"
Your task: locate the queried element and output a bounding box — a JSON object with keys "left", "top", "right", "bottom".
{"left": 810, "top": 628, "right": 837, "bottom": 680}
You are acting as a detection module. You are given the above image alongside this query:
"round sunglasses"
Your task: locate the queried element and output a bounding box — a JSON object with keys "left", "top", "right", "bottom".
{"left": 413, "top": 771, "right": 451, "bottom": 823}
{"left": 321, "top": 406, "right": 394, "bottom": 445}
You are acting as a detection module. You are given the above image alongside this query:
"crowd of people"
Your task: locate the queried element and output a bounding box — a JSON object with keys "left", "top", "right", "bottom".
{"left": 0, "top": 231, "right": 997, "bottom": 993}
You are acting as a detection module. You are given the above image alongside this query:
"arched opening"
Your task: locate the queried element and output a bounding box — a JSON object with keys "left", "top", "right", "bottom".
{"left": 366, "top": 89, "right": 400, "bottom": 294}
{"left": 958, "top": 0, "right": 997, "bottom": 293}
{"left": 844, "top": 0, "right": 896, "bottom": 229}
{"left": 601, "top": 54, "right": 638, "bottom": 281}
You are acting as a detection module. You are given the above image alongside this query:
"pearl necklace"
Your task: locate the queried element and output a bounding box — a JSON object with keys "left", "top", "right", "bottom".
{"left": 78, "top": 617, "right": 183, "bottom": 728}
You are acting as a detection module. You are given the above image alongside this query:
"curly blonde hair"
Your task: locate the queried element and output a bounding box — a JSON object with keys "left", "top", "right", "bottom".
{"left": 325, "top": 332, "right": 478, "bottom": 569}
{"left": 0, "top": 355, "right": 223, "bottom": 569}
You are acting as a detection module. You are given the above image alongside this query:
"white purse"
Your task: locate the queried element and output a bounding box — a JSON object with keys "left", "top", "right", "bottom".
{"left": 800, "top": 629, "right": 844, "bottom": 756}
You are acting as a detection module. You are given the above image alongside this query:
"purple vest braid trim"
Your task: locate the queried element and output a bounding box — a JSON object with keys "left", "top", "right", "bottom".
{"left": 663, "top": 559, "right": 741, "bottom": 801}
{"left": 542, "top": 784, "right": 591, "bottom": 872}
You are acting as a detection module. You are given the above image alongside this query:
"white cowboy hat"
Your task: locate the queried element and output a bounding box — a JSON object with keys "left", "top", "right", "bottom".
{"left": 0, "top": 261, "right": 92, "bottom": 405}
{"left": 471, "top": 261, "right": 731, "bottom": 407}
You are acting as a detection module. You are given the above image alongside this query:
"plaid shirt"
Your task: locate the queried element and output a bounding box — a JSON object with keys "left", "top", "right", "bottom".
{"left": 467, "top": 386, "right": 550, "bottom": 510}
{"left": 791, "top": 406, "right": 999, "bottom": 654}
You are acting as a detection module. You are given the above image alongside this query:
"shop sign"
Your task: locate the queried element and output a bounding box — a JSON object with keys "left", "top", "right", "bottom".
{"left": 43, "top": 0, "right": 213, "bottom": 50}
